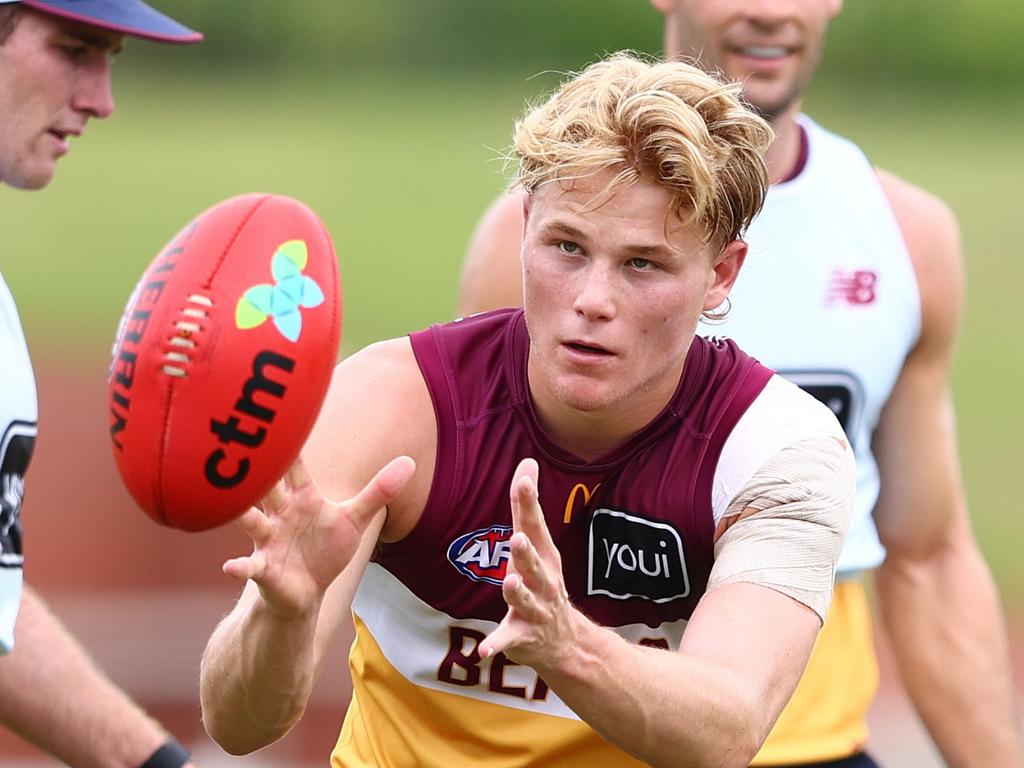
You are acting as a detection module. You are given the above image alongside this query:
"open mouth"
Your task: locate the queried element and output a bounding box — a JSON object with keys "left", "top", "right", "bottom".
{"left": 566, "top": 341, "right": 613, "bottom": 356}
{"left": 47, "top": 130, "right": 71, "bottom": 154}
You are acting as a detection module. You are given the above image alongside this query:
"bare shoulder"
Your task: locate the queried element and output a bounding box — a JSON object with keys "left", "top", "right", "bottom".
{"left": 876, "top": 168, "right": 963, "bottom": 355}
{"left": 304, "top": 337, "right": 437, "bottom": 536}
{"left": 458, "top": 189, "right": 527, "bottom": 316}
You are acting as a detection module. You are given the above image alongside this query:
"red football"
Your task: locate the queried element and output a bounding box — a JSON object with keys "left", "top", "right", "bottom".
{"left": 108, "top": 193, "right": 341, "bottom": 531}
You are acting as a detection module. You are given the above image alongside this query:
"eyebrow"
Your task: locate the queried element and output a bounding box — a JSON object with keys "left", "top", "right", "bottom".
{"left": 60, "top": 27, "right": 124, "bottom": 54}
{"left": 540, "top": 218, "right": 675, "bottom": 258}
{"left": 541, "top": 220, "right": 589, "bottom": 242}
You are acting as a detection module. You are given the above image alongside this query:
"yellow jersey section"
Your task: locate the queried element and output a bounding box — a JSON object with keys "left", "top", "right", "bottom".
{"left": 752, "top": 579, "right": 879, "bottom": 765}
{"left": 332, "top": 615, "right": 646, "bottom": 768}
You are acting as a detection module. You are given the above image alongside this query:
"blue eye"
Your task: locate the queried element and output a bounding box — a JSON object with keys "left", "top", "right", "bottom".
{"left": 558, "top": 241, "right": 580, "bottom": 254}
{"left": 629, "top": 258, "right": 653, "bottom": 270}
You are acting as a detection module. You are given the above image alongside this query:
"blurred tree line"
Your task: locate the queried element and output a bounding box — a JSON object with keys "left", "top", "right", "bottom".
{"left": 144, "top": 0, "right": 1021, "bottom": 94}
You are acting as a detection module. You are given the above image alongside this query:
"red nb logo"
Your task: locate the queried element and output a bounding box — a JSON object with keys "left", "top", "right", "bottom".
{"left": 826, "top": 270, "right": 877, "bottom": 306}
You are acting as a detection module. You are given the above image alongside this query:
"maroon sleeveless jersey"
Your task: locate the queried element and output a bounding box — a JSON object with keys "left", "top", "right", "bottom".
{"left": 334, "top": 308, "right": 775, "bottom": 766}
{"left": 380, "top": 308, "right": 774, "bottom": 629}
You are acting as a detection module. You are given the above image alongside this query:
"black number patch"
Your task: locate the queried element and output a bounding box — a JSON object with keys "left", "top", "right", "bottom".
{"left": 1, "top": 421, "right": 36, "bottom": 568}
{"left": 780, "top": 371, "right": 863, "bottom": 446}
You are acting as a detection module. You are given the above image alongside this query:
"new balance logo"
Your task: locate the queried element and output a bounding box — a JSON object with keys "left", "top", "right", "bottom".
{"left": 826, "top": 269, "right": 877, "bottom": 306}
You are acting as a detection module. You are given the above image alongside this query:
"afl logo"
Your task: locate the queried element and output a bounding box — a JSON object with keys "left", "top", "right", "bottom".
{"left": 447, "top": 525, "right": 513, "bottom": 586}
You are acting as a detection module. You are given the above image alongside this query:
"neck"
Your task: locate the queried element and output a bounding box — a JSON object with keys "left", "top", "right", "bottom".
{"left": 527, "top": 362, "right": 684, "bottom": 463}
{"left": 533, "top": 406, "right": 640, "bottom": 463}
{"left": 762, "top": 103, "right": 805, "bottom": 185}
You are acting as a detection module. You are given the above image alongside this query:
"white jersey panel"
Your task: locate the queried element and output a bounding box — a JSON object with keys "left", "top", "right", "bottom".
{"left": 352, "top": 562, "right": 687, "bottom": 717}
{"left": 0, "top": 273, "right": 38, "bottom": 654}
{"left": 711, "top": 374, "right": 845, "bottom": 525}
{"left": 700, "top": 116, "right": 920, "bottom": 575}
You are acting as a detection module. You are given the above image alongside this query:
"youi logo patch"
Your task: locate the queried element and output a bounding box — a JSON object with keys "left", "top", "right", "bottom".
{"left": 447, "top": 525, "right": 513, "bottom": 586}
{"left": 588, "top": 509, "right": 689, "bottom": 603}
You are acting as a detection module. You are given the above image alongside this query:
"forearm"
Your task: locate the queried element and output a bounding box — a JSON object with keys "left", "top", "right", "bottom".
{"left": 199, "top": 590, "right": 321, "bottom": 755}
{"left": 535, "top": 611, "right": 766, "bottom": 768}
{"left": 877, "top": 537, "right": 1024, "bottom": 766}
{"left": 0, "top": 587, "right": 171, "bottom": 768}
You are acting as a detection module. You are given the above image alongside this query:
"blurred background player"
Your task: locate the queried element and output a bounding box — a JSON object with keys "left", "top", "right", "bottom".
{"left": 458, "top": 2, "right": 1024, "bottom": 766}
{"left": 200, "top": 53, "right": 856, "bottom": 767}
{"left": 0, "top": 1, "right": 202, "bottom": 766}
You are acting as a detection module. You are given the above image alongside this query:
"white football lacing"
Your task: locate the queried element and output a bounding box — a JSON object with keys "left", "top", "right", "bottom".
{"left": 162, "top": 293, "right": 214, "bottom": 378}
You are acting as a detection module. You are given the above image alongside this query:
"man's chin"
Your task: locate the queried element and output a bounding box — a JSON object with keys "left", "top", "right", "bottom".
{"left": 557, "top": 386, "right": 613, "bottom": 415}
{"left": 740, "top": 87, "right": 802, "bottom": 124}
{"left": 2, "top": 168, "right": 55, "bottom": 190}
{"left": 0, "top": 154, "right": 58, "bottom": 188}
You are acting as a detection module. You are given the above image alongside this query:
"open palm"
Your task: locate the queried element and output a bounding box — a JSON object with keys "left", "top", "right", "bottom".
{"left": 223, "top": 456, "right": 415, "bottom": 619}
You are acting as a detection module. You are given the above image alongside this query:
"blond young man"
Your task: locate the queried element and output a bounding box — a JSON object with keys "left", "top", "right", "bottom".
{"left": 201, "top": 53, "right": 855, "bottom": 768}
{"left": 1, "top": 2, "right": 201, "bottom": 766}
{"left": 459, "top": 3, "right": 1024, "bottom": 767}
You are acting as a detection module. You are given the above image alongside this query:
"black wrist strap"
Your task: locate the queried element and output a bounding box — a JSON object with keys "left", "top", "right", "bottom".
{"left": 139, "top": 739, "right": 191, "bottom": 768}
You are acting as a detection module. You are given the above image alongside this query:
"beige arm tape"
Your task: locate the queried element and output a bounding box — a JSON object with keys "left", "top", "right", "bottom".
{"left": 707, "top": 434, "right": 855, "bottom": 623}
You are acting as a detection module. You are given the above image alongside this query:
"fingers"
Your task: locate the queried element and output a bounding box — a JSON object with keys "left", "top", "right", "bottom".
{"left": 502, "top": 562, "right": 542, "bottom": 620}
{"left": 479, "top": 618, "right": 514, "bottom": 660}
{"left": 510, "top": 457, "right": 539, "bottom": 513}
{"left": 235, "top": 507, "right": 273, "bottom": 546}
{"left": 258, "top": 456, "right": 312, "bottom": 515}
{"left": 479, "top": 556, "right": 546, "bottom": 660}
{"left": 509, "top": 458, "right": 557, "bottom": 557}
{"left": 346, "top": 456, "right": 416, "bottom": 523}
{"left": 223, "top": 552, "right": 265, "bottom": 582}
{"left": 284, "top": 456, "right": 311, "bottom": 491}
{"left": 509, "top": 457, "right": 538, "bottom": 534}
{"left": 259, "top": 479, "right": 287, "bottom": 514}
{"left": 508, "top": 530, "right": 542, "bottom": 587}
{"left": 507, "top": 529, "right": 565, "bottom": 609}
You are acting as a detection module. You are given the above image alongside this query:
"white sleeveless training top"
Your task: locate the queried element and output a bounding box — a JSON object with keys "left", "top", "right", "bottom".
{"left": 0, "top": 273, "right": 38, "bottom": 653}
{"left": 700, "top": 116, "right": 921, "bottom": 575}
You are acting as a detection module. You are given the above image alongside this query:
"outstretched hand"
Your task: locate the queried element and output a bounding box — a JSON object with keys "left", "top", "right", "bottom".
{"left": 479, "top": 458, "right": 578, "bottom": 669}
{"left": 223, "top": 455, "right": 415, "bottom": 620}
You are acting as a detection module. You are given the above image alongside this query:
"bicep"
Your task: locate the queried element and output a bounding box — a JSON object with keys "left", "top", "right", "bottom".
{"left": 458, "top": 191, "right": 526, "bottom": 316}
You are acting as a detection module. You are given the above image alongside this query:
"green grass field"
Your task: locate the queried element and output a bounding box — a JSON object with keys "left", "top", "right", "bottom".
{"left": 3, "top": 72, "right": 1022, "bottom": 606}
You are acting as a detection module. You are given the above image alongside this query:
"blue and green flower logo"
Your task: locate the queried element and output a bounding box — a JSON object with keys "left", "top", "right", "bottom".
{"left": 235, "top": 239, "right": 325, "bottom": 342}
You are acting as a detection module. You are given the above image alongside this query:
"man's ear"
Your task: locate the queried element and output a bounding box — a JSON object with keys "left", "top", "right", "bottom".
{"left": 649, "top": 0, "right": 675, "bottom": 15}
{"left": 703, "top": 239, "right": 747, "bottom": 312}
{"left": 521, "top": 190, "right": 532, "bottom": 235}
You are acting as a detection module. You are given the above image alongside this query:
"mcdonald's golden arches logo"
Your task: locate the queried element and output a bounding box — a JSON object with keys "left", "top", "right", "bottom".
{"left": 564, "top": 482, "right": 600, "bottom": 524}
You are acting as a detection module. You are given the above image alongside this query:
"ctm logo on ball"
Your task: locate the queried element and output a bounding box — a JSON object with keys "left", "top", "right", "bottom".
{"left": 207, "top": 238, "right": 326, "bottom": 492}
{"left": 235, "top": 239, "right": 325, "bottom": 342}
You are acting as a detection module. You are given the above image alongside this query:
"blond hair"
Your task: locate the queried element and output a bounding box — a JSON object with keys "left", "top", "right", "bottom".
{"left": 514, "top": 52, "right": 773, "bottom": 246}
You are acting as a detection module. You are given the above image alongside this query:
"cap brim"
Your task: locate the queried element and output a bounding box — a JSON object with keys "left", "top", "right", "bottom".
{"left": 19, "top": 0, "right": 202, "bottom": 44}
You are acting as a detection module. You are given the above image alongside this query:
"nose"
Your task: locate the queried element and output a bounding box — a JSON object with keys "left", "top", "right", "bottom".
{"left": 744, "top": 0, "right": 793, "bottom": 26}
{"left": 572, "top": 262, "right": 617, "bottom": 321}
{"left": 72, "top": 58, "right": 116, "bottom": 119}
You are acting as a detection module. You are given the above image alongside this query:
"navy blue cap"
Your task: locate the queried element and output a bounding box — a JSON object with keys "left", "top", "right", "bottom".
{"left": 15, "top": 0, "right": 201, "bottom": 44}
